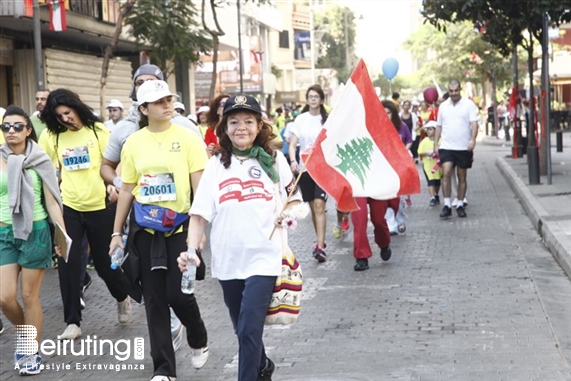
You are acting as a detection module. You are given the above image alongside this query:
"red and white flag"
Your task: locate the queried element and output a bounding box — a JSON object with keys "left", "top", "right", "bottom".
{"left": 302, "top": 59, "right": 420, "bottom": 212}
{"left": 48, "top": 0, "right": 67, "bottom": 32}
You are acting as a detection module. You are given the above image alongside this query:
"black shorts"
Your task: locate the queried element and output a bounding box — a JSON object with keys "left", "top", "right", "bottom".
{"left": 298, "top": 171, "right": 328, "bottom": 202}
{"left": 427, "top": 179, "right": 441, "bottom": 187}
{"left": 438, "top": 149, "right": 473, "bottom": 169}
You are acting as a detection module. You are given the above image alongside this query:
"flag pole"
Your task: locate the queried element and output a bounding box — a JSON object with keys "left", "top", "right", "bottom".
{"left": 269, "top": 147, "right": 315, "bottom": 239}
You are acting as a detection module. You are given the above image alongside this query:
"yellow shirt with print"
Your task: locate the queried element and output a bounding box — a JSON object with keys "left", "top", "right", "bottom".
{"left": 39, "top": 122, "right": 109, "bottom": 212}
{"left": 121, "top": 124, "right": 207, "bottom": 214}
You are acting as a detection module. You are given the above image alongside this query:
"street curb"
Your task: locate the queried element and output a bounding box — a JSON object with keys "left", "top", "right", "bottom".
{"left": 496, "top": 157, "right": 571, "bottom": 279}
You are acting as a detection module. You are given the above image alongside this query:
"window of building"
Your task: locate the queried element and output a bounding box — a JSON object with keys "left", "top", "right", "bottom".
{"left": 279, "top": 30, "right": 289, "bottom": 49}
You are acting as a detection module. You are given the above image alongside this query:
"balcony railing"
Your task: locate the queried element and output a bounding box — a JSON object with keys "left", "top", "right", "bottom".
{"left": 0, "top": 0, "right": 120, "bottom": 24}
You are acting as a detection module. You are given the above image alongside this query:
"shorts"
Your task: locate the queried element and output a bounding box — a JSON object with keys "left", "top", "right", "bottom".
{"left": 438, "top": 149, "right": 473, "bottom": 169}
{"left": 298, "top": 171, "right": 328, "bottom": 202}
{"left": 427, "top": 179, "right": 441, "bottom": 187}
{"left": 0, "top": 219, "right": 53, "bottom": 269}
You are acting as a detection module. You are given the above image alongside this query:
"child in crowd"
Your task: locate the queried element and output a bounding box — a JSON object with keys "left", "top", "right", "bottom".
{"left": 418, "top": 121, "right": 442, "bottom": 206}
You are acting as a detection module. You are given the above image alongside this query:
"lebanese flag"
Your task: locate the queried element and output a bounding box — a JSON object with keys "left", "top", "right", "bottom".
{"left": 302, "top": 59, "right": 420, "bottom": 212}
{"left": 48, "top": 0, "right": 67, "bottom": 32}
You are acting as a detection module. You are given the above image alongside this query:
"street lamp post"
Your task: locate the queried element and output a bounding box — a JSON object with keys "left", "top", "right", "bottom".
{"left": 237, "top": 0, "right": 244, "bottom": 93}
{"left": 542, "top": 12, "right": 552, "bottom": 184}
{"left": 33, "top": 0, "right": 45, "bottom": 91}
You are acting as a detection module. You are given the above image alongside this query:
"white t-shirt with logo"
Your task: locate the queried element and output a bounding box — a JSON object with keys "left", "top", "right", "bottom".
{"left": 190, "top": 151, "right": 302, "bottom": 280}
{"left": 436, "top": 97, "right": 479, "bottom": 150}
{"left": 289, "top": 112, "right": 324, "bottom": 170}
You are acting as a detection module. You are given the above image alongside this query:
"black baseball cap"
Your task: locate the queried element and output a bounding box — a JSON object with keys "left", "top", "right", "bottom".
{"left": 223, "top": 94, "right": 262, "bottom": 116}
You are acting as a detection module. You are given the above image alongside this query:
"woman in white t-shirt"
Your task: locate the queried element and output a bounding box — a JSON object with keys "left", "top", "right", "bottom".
{"left": 178, "top": 94, "right": 302, "bottom": 381}
{"left": 288, "top": 85, "right": 329, "bottom": 262}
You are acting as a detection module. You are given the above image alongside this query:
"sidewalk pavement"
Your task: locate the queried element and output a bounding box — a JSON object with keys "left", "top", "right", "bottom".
{"left": 493, "top": 132, "right": 571, "bottom": 279}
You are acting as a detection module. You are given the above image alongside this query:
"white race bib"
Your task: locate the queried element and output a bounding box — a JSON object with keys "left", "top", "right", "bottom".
{"left": 139, "top": 173, "right": 177, "bottom": 202}
{"left": 62, "top": 146, "right": 91, "bottom": 171}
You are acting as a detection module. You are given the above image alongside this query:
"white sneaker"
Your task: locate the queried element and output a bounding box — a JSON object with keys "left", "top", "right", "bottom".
{"left": 19, "top": 353, "right": 42, "bottom": 375}
{"left": 117, "top": 298, "right": 132, "bottom": 324}
{"left": 190, "top": 346, "right": 209, "bottom": 369}
{"left": 57, "top": 324, "right": 81, "bottom": 340}
{"left": 150, "top": 376, "right": 176, "bottom": 381}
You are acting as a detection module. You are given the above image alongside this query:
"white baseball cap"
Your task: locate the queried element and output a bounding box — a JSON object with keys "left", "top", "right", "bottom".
{"left": 174, "top": 102, "right": 185, "bottom": 112}
{"left": 136, "top": 80, "right": 178, "bottom": 104}
{"left": 422, "top": 120, "right": 438, "bottom": 129}
{"left": 197, "top": 105, "right": 210, "bottom": 114}
{"left": 105, "top": 99, "right": 124, "bottom": 109}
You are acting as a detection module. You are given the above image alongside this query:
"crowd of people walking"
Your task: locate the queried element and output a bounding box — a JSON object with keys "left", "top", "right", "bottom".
{"left": 0, "top": 69, "right": 480, "bottom": 380}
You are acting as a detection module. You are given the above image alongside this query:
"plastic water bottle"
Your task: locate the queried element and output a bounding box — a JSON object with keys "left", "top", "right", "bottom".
{"left": 110, "top": 235, "right": 128, "bottom": 270}
{"left": 181, "top": 249, "right": 198, "bottom": 294}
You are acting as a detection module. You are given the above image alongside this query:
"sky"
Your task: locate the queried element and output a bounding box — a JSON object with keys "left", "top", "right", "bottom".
{"left": 338, "top": 0, "right": 423, "bottom": 77}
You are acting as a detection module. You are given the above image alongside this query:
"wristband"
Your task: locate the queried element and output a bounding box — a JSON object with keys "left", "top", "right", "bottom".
{"left": 113, "top": 176, "right": 123, "bottom": 190}
{"left": 111, "top": 232, "right": 122, "bottom": 238}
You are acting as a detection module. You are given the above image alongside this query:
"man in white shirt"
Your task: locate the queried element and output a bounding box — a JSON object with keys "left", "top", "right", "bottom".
{"left": 104, "top": 99, "right": 124, "bottom": 131}
{"left": 434, "top": 79, "right": 479, "bottom": 219}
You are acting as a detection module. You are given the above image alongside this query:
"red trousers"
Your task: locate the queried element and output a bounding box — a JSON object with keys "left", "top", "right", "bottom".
{"left": 351, "top": 197, "right": 400, "bottom": 259}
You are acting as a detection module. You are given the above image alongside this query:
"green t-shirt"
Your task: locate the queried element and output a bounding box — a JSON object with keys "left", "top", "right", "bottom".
{"left": 30, "top": 114, "right": 47, "bottom": 137}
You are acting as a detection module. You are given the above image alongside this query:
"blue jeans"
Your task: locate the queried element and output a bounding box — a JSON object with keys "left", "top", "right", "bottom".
{"left": 220, "top": 276, "right": 276, "bottom": 381}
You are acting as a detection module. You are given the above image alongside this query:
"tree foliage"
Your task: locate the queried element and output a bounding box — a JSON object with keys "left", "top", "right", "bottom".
{"left": 403, "top": 20, "right": 512, "bottom": 90}
{"left": 421, "top": 0, "right": 571, "bottom": 56}
{"left": 314, "top": 4, "right": 358, "bottom": 84}
{"left": 124, "top": 0, "right": 212, "bottom": 79}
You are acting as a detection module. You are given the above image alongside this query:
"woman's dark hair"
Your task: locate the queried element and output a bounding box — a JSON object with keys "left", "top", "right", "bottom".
{"left": 206, "top": 93, "right": 230, "bottom": 128}
{"left": 381, "top": 100, "right": 402, "bottom": 132}
{"left": 3, "top": 105, "right": 37, "bottom": 143}
{"left": 215, "top": 110, "right": 276, "bottom": 169}
{"left": 301, "top": 84, "right": 328, "bottom": 125}
{"left": 137, "top": 103, "right": 149, "bottom": 129}
{"left": 41, "top": 88, "right": 102, "bottom": 134}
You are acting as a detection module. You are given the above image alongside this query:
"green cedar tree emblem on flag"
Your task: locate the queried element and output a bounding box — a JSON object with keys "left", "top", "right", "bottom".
{"left": 335, "top": 137, "right": 374, "bottom": 187}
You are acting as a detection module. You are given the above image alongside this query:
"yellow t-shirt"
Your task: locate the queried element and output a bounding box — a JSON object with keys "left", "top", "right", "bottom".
{"left": 198, "top": 124, "right": 209, "bottom": 140}
{"left": 121, "top": 124, "right": 208, "bottom": 214}
{"left": 40, "top": 122, "right": 109, "bottom": 211}
{"left": 418, "top": 136, "right": 442, "bottom": 181}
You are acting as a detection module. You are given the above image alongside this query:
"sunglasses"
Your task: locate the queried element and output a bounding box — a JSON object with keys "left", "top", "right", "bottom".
{"left": 1, "top": 122, "right": 28, "bottom": 133}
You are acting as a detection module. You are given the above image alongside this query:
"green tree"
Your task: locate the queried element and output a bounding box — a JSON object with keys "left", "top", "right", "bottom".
{"left": 372, "top": 75, "right": 409, "bottom": 99}
{"left": 402, "top": 20, "right": 514, "bottom": 101}
{"left": 314, "top": 4, "right": 358, "bottom": 84}
{"left": 124, "top": 0, "right": 212, "bottom": 79}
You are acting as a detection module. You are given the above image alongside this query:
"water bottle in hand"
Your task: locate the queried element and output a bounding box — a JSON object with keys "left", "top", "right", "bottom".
{"left": 181, "top": 249, "right": 199, "bottom": 294}
{"left": 110, "top": 234, "right": 128, "bottom": 270}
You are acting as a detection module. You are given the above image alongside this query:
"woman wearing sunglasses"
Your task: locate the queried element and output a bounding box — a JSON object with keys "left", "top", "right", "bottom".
{"left": 0, "top": 105, "right": 66, "bottom": 375}
{"left": 39, "top": 89, "right": 133, "bottom": 341}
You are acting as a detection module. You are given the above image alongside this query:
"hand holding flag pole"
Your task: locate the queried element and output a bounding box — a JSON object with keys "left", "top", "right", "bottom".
{"left": 269, "top": 148, "right": 315, "bottom": 240}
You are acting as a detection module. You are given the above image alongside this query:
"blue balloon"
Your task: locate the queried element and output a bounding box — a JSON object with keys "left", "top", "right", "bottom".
{"left": 382, "top": 58, "right": 399, "bottom": 80}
